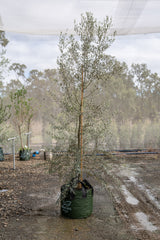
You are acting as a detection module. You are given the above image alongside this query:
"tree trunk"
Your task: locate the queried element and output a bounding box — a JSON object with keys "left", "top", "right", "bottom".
{"left": 80, "top": 68, "right": 84, "bottom": 182}
{"left": 78, "top": 68, "right": 84, "bottom": 187}
{"left": 26, "top": 117, "right": 32, "bottom": 147}
{"left": 77, "top": 114, "right": 81, "bottom": 150}
{"left": 18, "top": 125, "right": 23, "bottom": 149}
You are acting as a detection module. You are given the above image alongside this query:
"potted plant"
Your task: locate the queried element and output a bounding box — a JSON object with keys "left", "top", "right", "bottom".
{"left": 61, "top": 177, "right": 94, "bottom": 219}
{"left": 19, "top": 145, "right": 31, "bottom": 161}
{"left": 49, "top": 12, "right": 115, "bottom": 219}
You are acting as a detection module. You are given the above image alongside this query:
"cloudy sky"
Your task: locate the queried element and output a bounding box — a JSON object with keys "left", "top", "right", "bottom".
{"left": 1, "top": 0, "right": 160, "bottom": 77}
{"left": 5, "top": 32, "right": 160, "bottom": 77}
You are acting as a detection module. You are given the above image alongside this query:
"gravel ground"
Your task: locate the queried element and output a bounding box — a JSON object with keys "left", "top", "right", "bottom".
{"left": 0, "top": 153, "right": 160, "bottom": 239}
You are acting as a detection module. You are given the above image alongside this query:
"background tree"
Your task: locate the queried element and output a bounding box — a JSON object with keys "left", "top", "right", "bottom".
{"left": 26, "top": 68, "right": 60, "bottom": 145}
{"left": 131, "top": 63, "right": 151, "bottom": 120}
{"left": 10, "top": 87, "right": 33, "bottom": 149}
{"left": 0, "top": 31, "right": 12, "bottom": 145}
{"left": 0, "top": 31, "right": 9, "bottom": 82}
{"left": 0, "top": 98, "right": 10, "bottom": 124}
{"left": 152, "top": 73, "right": 160, "bottom": 117}
{"left": 7, "top": 63, "right": 26, "bottom": 92}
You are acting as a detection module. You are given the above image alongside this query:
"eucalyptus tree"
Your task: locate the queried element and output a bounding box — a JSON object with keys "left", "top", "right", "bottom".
{"left": 152, "top": 73, "right": 160, "bottom": 116}
{"left": 131, "top": 63, "right": 151, "bottom": 119}
{"left": 0, "top": 31, "right": 9, "bottom": 79}
{"left": 57, "top": 12, "right": 115, "bottom": 151}
{"left": 0, "top": 31, "right": 11, "bottom": 143}
{"left": 131, "top": 63, "right": 159, "bottom": 120}
{"left": 9, "top": 63, "right": 27, "bottom": 79}
{"left": 106, "top": 60, "right": 136, "bottom": 123}
{"left": 8, "top": 63, "right": 26, "bottom": 90}
{"left": 0, "top": 98, "right": 10, "bottom": 125}
{"left": 26, "top": 68, "right": 60, "bottom": 144}
{"left": 5, "top": 63, "right": 27, "bottom": 106}
{"left": 26, "top": 68, "right": 59, "bottom": 119}
{"left": 26, "top": 69, "right": 44, "bottom": 119}
{"left": 0, "top": 31, "right": 9, "bottom": 99}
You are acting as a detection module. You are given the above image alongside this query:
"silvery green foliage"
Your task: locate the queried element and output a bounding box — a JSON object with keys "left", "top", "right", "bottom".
{"left": 57, "top": 12, "right": 115, "bottom": 96}
{"left": 47, "top": 152, "right": 114, "bottom": 204}
{"left": 56, "top": 12, "right": 115, "bottom": 150}
{"left": 50, "top": 12, "right": 116, "bottom": 192}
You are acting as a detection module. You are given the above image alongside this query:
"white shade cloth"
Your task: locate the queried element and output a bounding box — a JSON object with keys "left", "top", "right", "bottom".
{"left": 0, "top": 0, "right": 159, "bottom": 35}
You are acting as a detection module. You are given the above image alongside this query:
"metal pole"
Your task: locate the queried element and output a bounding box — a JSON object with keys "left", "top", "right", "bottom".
{"left": 8, "top": 137, "right": 16, "bottom": 170}
{"left": 24, "top": 132, "right": 31, "bottom": 148}
{"left": 12, "top": 139, "right": 15, "bottom": 170}
{"left": 27, "top": 135, "right": 29, "bottom": 148}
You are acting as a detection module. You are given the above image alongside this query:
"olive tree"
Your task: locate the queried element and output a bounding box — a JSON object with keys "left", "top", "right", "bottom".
{"left": 57, "top": 12, "right": 115, "bottom": 150}
{"left": 55, "top": 12, "right": 115, "bottom": 181}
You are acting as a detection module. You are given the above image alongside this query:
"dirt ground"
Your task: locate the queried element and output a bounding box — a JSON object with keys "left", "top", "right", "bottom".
{"left": 0, "top": 152, "right": 160, "bottom": 240}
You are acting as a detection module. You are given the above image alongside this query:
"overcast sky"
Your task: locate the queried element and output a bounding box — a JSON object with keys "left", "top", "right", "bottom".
{"left": 5, "top": 32, "right": 160, "bottom": 77}
{"left": 1, "top": 0, "right": 160, "bottom": 79}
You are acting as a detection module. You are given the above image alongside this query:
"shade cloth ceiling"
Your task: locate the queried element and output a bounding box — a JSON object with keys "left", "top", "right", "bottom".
{"left": 0, "top": 0, "right": 159, "bottom": 35}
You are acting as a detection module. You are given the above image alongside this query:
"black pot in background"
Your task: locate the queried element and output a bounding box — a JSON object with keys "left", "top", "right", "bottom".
{"left": 0, "top": 147, "right": 4, "bottom": 161}
{"left": 19, "top": 148, "right": 31, "bottom": 161}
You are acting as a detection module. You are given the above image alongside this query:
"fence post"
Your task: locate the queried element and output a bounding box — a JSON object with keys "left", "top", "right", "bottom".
{"left": 8, "top": 137, "right": 16, "bottom": 170}
{"left": 24, "top": 132, "right": 32, "bottom": 148}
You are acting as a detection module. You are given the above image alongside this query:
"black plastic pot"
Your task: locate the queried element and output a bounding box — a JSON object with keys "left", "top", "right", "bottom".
{"left": 19, "top": 148, "right": 31, "bottom": 161}
{"left": 61, "top": 179, "right": 93, "bottom": 219}
{"left": 0, "top": 147, "right": 4, "bottom": 161}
